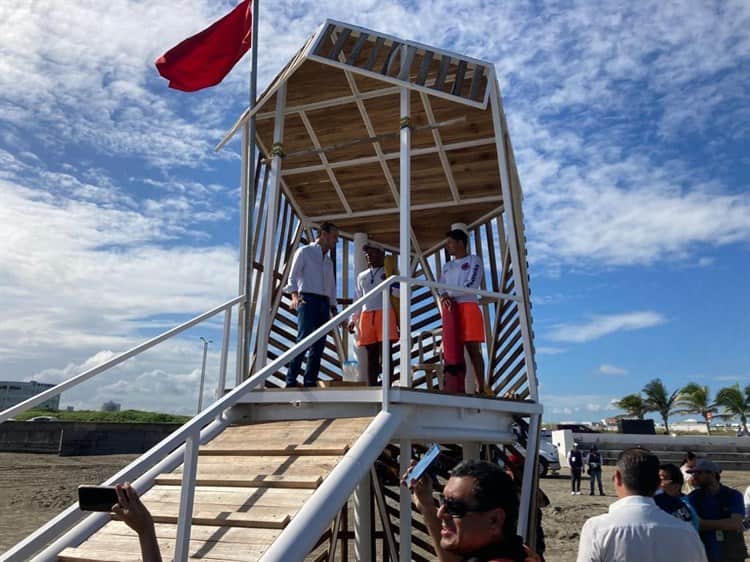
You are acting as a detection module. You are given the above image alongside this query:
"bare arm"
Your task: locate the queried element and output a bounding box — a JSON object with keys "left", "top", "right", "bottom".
{"left": 112, "top": 483, "right": 162, "bottom": 562}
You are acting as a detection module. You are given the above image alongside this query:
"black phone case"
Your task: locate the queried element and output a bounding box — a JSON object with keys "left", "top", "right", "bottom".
{"left": 78, "top": 486, "right": 118, "bottom": 512}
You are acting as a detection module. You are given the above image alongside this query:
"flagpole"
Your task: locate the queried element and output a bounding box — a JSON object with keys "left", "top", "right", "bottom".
{"left": 239, "top": 0, "right": 260, "bottom": 383}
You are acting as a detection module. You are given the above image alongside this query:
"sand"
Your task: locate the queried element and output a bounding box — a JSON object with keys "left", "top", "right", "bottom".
{"left": 1, "top": 453, "right": 748, "bottom": 560}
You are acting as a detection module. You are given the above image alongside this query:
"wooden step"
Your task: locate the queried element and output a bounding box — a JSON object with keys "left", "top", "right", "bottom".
{"left": 155, "top": 454, "right": 336, "bottom": 488}
{"left": 58, "top": 417, "right": 374, "bottom": 561}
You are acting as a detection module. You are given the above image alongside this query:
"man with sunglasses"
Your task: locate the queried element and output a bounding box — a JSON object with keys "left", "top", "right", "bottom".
{"left": 405, "top": 459, "right": 536, "bottom": 562}
{"left": 577, "top": 448, "right": 706, "bottom": 562}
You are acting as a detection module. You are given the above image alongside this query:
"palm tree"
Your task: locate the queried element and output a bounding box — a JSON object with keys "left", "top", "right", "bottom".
{"left": 715, "top": 384, "right": 750, "bottom": 435}
{"left": 677, "top": 383, "right": 717, "bottom": 435}
{"left": 615, "top": 393, "right": 648, "bottom": 419}
{"left": 642, "top": 378, "right": 680, "bottom": 434}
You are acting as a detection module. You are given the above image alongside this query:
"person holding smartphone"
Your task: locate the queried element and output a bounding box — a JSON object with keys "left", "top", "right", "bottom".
{"left": 404, "top": 458, "right": 540, "bottom": 562}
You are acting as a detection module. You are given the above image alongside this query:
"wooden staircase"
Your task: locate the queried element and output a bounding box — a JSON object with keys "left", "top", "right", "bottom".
{"left": 58, "top": 417, "right": 373, "bottom": 562}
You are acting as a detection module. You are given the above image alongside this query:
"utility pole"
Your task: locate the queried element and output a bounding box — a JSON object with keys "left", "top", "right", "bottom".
{"left": 197, "top": 337, "right": 212, "bottom": 413}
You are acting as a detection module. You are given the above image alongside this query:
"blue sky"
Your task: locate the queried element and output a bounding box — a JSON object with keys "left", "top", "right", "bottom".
{"left": 1, "top": 1, "right": 748, "bottom": 420}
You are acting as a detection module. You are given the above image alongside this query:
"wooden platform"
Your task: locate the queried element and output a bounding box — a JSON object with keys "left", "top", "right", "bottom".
{"left": 58, "top": 417, "right": 373, "bottom": 561}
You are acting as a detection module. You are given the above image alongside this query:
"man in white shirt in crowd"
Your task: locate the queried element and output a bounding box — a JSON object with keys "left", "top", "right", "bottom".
{"left": 577, "top": 447, "right": 707, "bottom": 562}
{"left": 283, "top": 222, "right": 339, "bottom": 388}
{"left": 347, "top": 243, "right": 398, "bottom": 385}
{"left": 438, "top": 223, "right": 487, "bottom": 395}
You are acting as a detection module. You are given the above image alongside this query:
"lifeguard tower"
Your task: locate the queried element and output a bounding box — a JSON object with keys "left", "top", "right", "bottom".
{"left": 1, "top": 20, "right": 541, "bottom": 562}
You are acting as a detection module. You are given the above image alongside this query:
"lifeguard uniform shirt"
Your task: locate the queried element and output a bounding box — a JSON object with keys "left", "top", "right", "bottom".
{"left": 438, "top": 255, "right": 483, "bottom": 302}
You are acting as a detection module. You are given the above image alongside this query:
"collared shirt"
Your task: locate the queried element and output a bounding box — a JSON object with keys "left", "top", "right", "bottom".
{"left": 350, "top": 266, "right": 398, "bottom": 322}
{"left": 284, "top": 243, "right": 336, "bottom": 304}
{"left": 438, "top": 255, "right": 483, "bottom": 303}
{"left": 576, "top": 495, "right": 707, "bottom": 562}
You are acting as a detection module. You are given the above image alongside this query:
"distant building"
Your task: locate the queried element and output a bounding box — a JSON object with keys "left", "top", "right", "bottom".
{"left": 101, "top": 401, "right": 121, "bottom": 412}
{"left": 0, "top": 380, "right": 59, "bottom": 411}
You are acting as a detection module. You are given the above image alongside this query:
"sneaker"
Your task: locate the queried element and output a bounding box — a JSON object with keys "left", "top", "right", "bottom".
{"left": 571, "top": 491, "right": 576, "bottom": 495}
{"left": 576, "top": 491, "right": 582, "bottom": 495}
{"left": 589, "top": 492, "right": 594, "bottom": 496}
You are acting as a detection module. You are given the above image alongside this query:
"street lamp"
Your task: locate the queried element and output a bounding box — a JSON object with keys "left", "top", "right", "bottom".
{"left": 197, "top": 336, "right": 212, "bottom": 413}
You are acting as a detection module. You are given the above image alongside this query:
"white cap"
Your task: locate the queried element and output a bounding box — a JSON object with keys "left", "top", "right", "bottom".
{"left": 449, "top": 222, "right": 468, "bottom": 235}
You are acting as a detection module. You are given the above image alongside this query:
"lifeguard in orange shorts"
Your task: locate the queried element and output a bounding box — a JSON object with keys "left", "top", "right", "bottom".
{"left": 439, "top": 223, "right": 486, "bottom": 395}
{"left": 347, "top": 243, "right": 398, "bottom": 385}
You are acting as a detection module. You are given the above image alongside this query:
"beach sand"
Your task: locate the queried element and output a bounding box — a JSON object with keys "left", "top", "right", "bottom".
{"left": 1, "top": 453, "right": 748, "bottom": 560}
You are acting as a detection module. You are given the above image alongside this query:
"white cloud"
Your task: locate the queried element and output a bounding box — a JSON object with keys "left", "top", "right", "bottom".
{"left": 598, "top": 364, "right": 628, "bottom": 376}
{"left": 535, "top": 346, "right": 567, "bottom": 355}
{"left": 548, "top": 311, "right": 665, "bottom": 343}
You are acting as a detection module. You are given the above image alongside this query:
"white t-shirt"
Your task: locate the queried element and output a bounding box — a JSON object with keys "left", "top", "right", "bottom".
{"left": 438, "top": 255, "right": 483, "bottom": 303}
{"left": 744, "top": 485, "right": 750, "bottom": 518}
{"left": 350, "top": 266, "right": 397, "bottom": 322}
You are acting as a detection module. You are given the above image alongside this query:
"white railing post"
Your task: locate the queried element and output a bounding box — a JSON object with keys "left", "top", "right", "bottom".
{"left": 255, "top": 82, "right": 288, "bottom": 367}
{"left": 382, "top": 286, "right": 391, "bottom": 412}
{"left": 174, "top": 431, "right": 200, "bottom": 562}
{"left": 217, "top": 307, "right": 232, "bottom": 400}
{"left": 399, "top": 84, "right": 412, "bottom": 389}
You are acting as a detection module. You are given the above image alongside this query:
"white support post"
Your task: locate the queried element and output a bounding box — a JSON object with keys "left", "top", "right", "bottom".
{"left": 518, "top": 413, "right": 541, "bottom": 541}
{"left": 399, "top": 438, "right": 412, "bottom": 562}
{"left": 255, "top": 83, "right": 288, "bottom": 366}
{"left": 353, "top": 473, "right": 373, "bottom": 562}
{"left": 216, "top": 307, "right": 232, "bottom": 399}
{"left": 236, "top": 122, "right": 250, "bottom": 385}
{"left": 174, "top": 431, "right": 200, "bottom": 562}
{"left": 398, "top": 85, "right": 412, "bottom": 388}
{"left": 489, "top": 78, "right": 539, "bottom": 401}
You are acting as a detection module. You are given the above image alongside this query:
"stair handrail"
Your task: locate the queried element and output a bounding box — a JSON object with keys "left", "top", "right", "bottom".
{"left": 2, "top": 275, "right": 397, "bottom": 561}
{"left": 0, "top": 294, "right": 245, "bottom": 424}
{"left": 3, "top": 274, "right": 521, "bottom": 561}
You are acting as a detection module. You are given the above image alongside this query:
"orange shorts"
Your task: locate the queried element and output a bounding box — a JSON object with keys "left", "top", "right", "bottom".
{"left": 358, "top": 309, "right": 398, "bottom": 346}
{"left": 455, "top": 302, "right": 485, "bottom": 343}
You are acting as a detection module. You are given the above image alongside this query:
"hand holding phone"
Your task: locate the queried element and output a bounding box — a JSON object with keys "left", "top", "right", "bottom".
{"left": 404, "top": 443, "right": 441, "bottom": 488}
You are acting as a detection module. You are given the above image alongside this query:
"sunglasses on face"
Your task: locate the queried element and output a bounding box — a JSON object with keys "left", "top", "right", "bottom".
{"left": 438, "top": 495, "right": 491, "bottom": 518}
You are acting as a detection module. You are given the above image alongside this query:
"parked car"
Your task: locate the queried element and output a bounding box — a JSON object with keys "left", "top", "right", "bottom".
{"left": 508, "top": 426, "right": 561, "bottom": 478}
{"left": 28, "top": 415, "right": 58, "bottom": 422}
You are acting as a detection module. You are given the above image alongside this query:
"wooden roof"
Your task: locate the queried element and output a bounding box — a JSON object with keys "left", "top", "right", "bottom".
{"left": 223, "top": 21, "right": 505, "bottom": 252}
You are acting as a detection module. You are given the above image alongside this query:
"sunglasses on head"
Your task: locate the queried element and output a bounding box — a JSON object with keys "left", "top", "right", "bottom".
{"left": 438, "top": 495, "right": 493, "bottom": 518}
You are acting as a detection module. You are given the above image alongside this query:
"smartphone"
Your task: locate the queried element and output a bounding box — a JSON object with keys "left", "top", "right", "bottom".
{"left": 78, "top": 485, "right": 118, "bottom": 512}
{"left": 404, "top": 443, "right": 441, "bottom": 487}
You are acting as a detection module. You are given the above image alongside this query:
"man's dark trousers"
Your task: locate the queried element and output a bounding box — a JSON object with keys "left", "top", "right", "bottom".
{"left": 286, "top": 293, "right": 330, "bottom": 387}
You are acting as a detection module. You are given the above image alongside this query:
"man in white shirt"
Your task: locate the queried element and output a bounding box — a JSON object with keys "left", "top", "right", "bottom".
{"left": 438, "top": 223, "right": 486, "bottom": 395}
{"left": 347, "top": 243, "right": 398, "bottom": 385}
{"left": 577, "top": 447, "right": 707, "bottom": 562}
{"left": 283, "top": 222, "right": 339, "bottom": 387}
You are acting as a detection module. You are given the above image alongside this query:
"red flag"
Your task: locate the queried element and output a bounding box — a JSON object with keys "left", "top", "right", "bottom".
{"left": 155, "top": 0, "right": 252, "bottom": 92}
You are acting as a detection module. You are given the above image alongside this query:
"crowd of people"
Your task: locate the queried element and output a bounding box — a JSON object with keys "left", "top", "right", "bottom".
{"left": 284, "top": 220, "right": 489, "bottom": 394}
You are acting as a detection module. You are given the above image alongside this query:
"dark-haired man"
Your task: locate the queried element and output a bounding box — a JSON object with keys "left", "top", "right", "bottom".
{"left": 406, "top": 459, "right": 537, "bottom": 562}
{"left": 284, "top": 222, "right": 339, "bottom": 387}
{"left": 576, "top": 448, "right": 706, "bottom": 562}
{"left": 438, "top": 223, "right": 486, "bottom": 395}
{"left": 655, "top": 462, "right": 700, "bottom": 531}
{"left": 687, "top": 458, "right": 747, "bottom": 562}
{"left": 347, "top": 243, "right": 398, "bottom": 385}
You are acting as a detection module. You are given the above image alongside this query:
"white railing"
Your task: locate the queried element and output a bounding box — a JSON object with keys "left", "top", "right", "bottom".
{"left": 0, "top": 295, "right": 244, "bottom": 424}
{"left": 1, "top": 275, "right": 522, "bottom": 561}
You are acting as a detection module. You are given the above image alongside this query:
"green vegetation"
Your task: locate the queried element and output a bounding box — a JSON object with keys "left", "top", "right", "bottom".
{"left": 15, "top": 409, "right": 190, "bottom": 424}
{"left": 615, "top": 381, "right": 750, "bottom": 434}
